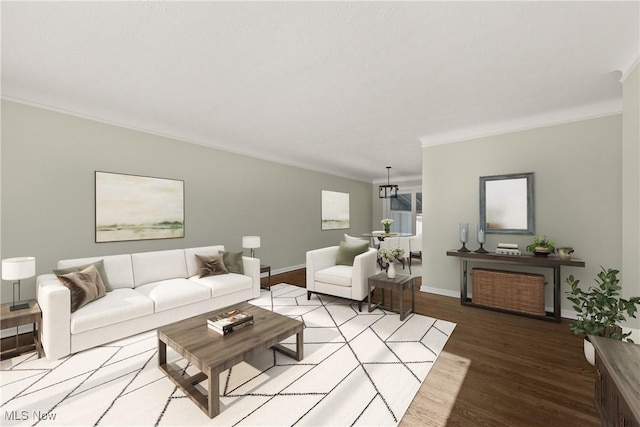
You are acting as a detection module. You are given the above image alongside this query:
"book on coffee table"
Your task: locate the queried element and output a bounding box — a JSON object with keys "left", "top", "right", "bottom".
{"left": 207, "top": 309, "right": 254, "bottom": 335}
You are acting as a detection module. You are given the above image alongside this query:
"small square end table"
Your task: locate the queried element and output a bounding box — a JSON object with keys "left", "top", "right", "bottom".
{"left": 367, "top": 272, "right": 415, "bottom": 321}
{"left": 0, "top": 300, "right": 43, "bottom": 360}
{"left": 260, "top": 264, "right": 271, "bottom": 289}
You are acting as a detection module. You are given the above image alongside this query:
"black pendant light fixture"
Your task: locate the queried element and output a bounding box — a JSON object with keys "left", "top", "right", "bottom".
{"left": 379, "top": 166, "right": 399, "bottom": 198}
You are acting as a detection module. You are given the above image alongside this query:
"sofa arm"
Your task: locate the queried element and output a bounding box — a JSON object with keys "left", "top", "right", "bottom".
{"left": 351, "top": 248, "right": 378, "bottom": 301}
{"left": 37, "top": 274, "right": 71, "bottom": 360}
{"left": 242, "top": 256, "right": 260, "bottom": 298}
{"left": 306, "top": 246, "right": 340, "bottom": 290}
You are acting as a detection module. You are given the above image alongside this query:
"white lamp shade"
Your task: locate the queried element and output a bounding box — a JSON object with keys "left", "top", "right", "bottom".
{"left": 242, "top": 236, "right": 261, "bottom": 249}
{"left": 2, "top": 257, "right": 36, "bottom": 280}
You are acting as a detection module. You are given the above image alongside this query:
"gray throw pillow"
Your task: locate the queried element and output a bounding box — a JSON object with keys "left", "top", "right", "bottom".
{"left": 222, "top": 251, "right": 244, "bottom": 274}
{"left": 53, "top": 259, "right": 113, "bottom": 292}
{"left": 335, "top": 241, "right": 369, "bottom": 266}
{"left": 57, "top": 265, "right": 107, "bottom": 313}
{"left": 195, "top": 254, "right": 229, "bottom": 278}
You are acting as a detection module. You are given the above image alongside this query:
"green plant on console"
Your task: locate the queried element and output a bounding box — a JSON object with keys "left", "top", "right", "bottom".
{"left": 526, "top": 235, "right": 555, "bottom": 253}
{"left": 565, "top": 267, "right": 640, "bottom": 342}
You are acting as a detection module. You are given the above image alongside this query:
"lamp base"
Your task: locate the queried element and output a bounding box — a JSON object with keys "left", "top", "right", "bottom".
{"left": 10, "top": 302, "right": 30, "bottom": 311}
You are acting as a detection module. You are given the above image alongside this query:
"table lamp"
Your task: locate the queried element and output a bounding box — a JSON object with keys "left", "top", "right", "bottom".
{"left": 242, "top": 236, "right": 261, "bottom": 258}
{"left": 2, "top": 257, "right": 36, "bottom": 311}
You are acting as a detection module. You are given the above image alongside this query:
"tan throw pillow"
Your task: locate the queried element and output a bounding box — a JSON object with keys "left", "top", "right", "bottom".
{"left": 336, "top": 241, "right": 370, "bottom": 266}
{"left": 195, "top": 254, "right": 229, "bottom": 278}
{"left": 53, "top": 259, "right": 113, "bottom": 292}
{"left": 57, "top": 264, "right": 107, "bottom": 313}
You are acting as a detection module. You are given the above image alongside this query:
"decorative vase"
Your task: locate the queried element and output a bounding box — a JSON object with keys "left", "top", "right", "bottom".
{"left": 557, "top": 248, "right": 574, "bottom": 260}
{"left": 458, "top": 222, "right": 470, "bottom": 252}
{"left": 583, "top": 337, "right": 595, "bottom": 366}
{"left": 384, "top": 224, "right": 391, "bottom": 234}
{"left": 475, "top": 224, "right": 488, "bottom": 253}
{"left": 534, "top": 247, "right": 551, "bottom": 257}
{"left": 387, "top": 261, "right": 396, "bottom": 278}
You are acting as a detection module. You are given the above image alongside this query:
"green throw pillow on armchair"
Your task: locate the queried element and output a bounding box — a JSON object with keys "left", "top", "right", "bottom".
{"left": 335, "top": 241, "right": 369, "bottom": 266}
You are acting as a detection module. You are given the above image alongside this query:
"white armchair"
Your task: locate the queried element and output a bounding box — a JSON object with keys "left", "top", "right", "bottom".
{"left": 343, "top": 233, "right": 370, "bottom": 245}
{"left": 306, "top": 245, "right": 377, "bottom": 311}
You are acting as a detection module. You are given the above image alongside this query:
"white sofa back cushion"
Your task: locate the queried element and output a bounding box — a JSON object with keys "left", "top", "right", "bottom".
{"left": 57, "top": 254, "right": 134, "bottom": 289}
{"left": 131, "top": 249, "right": 188, "bottom": 287}
{"left": 184, "top": 245, "right": 225, "bottom": 277}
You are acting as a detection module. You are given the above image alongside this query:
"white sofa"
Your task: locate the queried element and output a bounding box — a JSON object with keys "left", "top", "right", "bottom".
{"left": 36, "top": 246, "right": 260, "bottom": 360}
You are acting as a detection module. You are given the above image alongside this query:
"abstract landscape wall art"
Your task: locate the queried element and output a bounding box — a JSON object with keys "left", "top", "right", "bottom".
{"left": 95, "top": 171, "right": 184, "bottom": 242}
{"left": 321, "top": 190, "right": 350, "bottom": 230}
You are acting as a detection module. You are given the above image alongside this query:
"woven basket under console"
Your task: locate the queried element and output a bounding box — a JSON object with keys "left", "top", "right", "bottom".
{"left": 471, "top": 268, "right": 546, "bottom": 316}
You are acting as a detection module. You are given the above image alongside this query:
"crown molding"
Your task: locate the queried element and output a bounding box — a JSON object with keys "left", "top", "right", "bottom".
{"left": 372, "top": 174, "right": 422, "bottom": 185}
{"left": 420, "top": 98, "right": 622, "bottom": 147}
{"left": 620, "top": 56, "right": 639, "bottom": 83}
{"left": 1, "top": 96, "right": 372, "bottom": 183}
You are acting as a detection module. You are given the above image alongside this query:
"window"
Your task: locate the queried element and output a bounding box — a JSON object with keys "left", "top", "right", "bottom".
{"left": 385, "top": 189, "right": 422, "bottom": 235}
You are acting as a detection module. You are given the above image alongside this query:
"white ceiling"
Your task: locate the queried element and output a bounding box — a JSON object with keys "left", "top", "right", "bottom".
{"left": 2, "top": 1, "right": 638, "bottom": 183}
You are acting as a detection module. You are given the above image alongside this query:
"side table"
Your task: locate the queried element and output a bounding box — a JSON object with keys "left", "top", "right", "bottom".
{"left": 260, "top": 264, "right": 271, "bottom": 289}
{"left": 0, "top": 300, "right": 43, "bottom": 360}
{"left": 367, "top": 272, "right": 415, "bottom": 321}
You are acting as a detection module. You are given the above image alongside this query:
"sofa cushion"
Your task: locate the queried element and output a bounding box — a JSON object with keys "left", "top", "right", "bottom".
{"left": 135, "top": 278, "right": 211, "bottom": 312}
{"left": 315, "top": 265, "right": 354, "bottom": 287}
{"left": 184, "top": 246, "right": 225, "bottom": 277}
{"left": 131, "top": 249, "right": 188, "bottom": 287}
{"left": 335, "top": 241, "right": 369, "bottom": 266}
{"left": 222, "top": 251, "right": 244, "bottom": 274}
{"left": 189, "top": 273, "right": 252, "bottom": 298}
{"left": 54, "top": 259, "right": 113, "bottom": 292}
{"left": 195, "top": 254, "right": 229, "bottom": 277}
{"left": 57, "top": 265, "right": 108, "bottom": 312}
{"left": 58, "top": 254, "right": 134, "bottom": 289}
{"left": 70, "top": 288, "right": 155, "bottom": 334}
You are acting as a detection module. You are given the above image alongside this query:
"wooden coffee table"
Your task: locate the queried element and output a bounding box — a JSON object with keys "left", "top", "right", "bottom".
{"left": 157, "top": 301, "right": 303, "bottom": 418}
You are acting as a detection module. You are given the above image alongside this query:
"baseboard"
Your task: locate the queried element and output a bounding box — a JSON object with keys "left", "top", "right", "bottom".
{"left": 419, "top": 285, "right": 640, "bottom": 340}
{"left": 419, "top": 285, "right": 460, "bottom": 298}
{"left": 266, "top": 264, "right": 305, "bottom": 277}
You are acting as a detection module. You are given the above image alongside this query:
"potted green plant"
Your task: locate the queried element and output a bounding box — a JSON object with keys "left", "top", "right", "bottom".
{"left": 556, "top": 246, "right": 574, "bottom": 260}
{"left": 526, "top": 235, "right": 555, "bottom": 256}
{"left": 565, "top": 267, "right": 640, "bottom": 365}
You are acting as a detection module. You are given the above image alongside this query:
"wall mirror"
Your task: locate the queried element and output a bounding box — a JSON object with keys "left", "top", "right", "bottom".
{"left": 479, "top": 172, "right": 534, "bottom": 235}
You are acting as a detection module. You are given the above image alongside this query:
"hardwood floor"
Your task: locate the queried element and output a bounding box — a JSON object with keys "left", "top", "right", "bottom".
{"left": 269, "top": 269, "right": 600, "bottom": 427}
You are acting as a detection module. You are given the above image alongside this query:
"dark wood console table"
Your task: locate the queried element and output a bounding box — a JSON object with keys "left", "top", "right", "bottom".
{"left": 446, "top": 250, "right": 585, "bottom": 322}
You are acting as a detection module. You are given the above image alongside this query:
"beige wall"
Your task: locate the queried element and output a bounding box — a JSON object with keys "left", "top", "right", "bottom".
{"left": 422, "top": 115, "right": 627, "bottom": 319}
{"left": 622, "top": 63, "right": 640, "bottom": 308}
{"left": 1, "top": 100, "right": 373, "bottom": 303}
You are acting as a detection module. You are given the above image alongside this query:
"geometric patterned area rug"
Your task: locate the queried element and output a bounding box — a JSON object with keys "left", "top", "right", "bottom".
{"left": 0, "top": 284, "right": 455, "bottom": 426}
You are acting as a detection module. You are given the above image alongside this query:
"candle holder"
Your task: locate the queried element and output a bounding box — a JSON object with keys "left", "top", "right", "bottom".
{"left": 458, "top": 223, "right": 470, "bottom": 252}
{"left": 475, "top": 224, "right": 488, "bottom": 253}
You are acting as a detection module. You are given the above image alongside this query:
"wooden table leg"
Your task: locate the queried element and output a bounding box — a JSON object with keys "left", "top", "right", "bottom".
{"left": 158, "top": 338, "right": 166, "bottom": 365}
{"left": 34, "top": 321, "right": 43, "bottom": 358}
{"left": 296, "top": 329, "right": 304, "bottom": 361}
{"left": 208, "top": 368, "right": 220, "bottom": 418}
{"left": 411, "top": 278, "right": 415, "bottom": 314}
{"left": 553, "top": 266, "right": 562, "bottom": 323}
{"left": 460, "top": 259, "right": 468, "bottom": 303}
